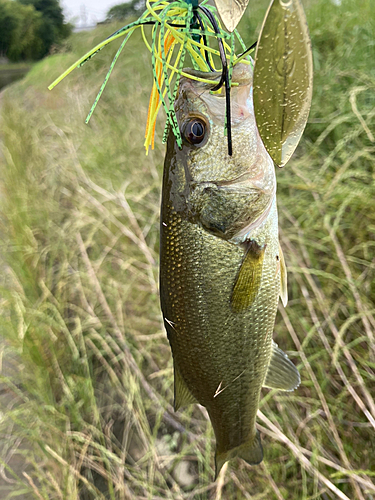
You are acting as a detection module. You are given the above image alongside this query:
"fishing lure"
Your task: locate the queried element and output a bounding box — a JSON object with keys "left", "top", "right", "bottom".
{"left": 49, "top": 0, "right": 312, "bottom": 164}
{"left": 48, "top": 0, "right": 256, "bottom": 156}
{"left": 253, "top": 0, "right": 313, "bottom": 167}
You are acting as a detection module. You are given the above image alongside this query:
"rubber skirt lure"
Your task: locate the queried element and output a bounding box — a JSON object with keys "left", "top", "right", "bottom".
{"left": 48, "top": 0, "right": 255, "bottom": 155}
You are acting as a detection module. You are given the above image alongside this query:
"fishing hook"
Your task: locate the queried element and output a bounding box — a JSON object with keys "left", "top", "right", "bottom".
{"left": 195, "top": 11, "right": 215, "bottom": 71}
{"left": 199, "top": 5, "right": 232, "bottom": 156}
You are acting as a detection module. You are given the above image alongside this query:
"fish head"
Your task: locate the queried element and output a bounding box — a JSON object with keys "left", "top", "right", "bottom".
{"left": 166, "top": 63, "right": 276, "bottom": 241}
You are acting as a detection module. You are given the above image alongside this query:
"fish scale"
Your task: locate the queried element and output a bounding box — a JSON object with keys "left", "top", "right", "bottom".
{"left": 160, "top": 63, "right": 300, "bottom": 476}
{"left": 161, "top": 198, "right": 279, "bottom": 464}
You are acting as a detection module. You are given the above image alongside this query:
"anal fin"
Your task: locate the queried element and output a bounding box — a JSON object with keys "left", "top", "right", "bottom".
{"left": 215, "top": 430, "right": 263, "bottom": 479}
{"left": 231, "top": 240, "right": 266, "bottom": 313}
{"left": 174, "top": 363, "right": 197, "bottom": 411}
{"left": 263, "top": 340, "right": 300, "bottom": 391}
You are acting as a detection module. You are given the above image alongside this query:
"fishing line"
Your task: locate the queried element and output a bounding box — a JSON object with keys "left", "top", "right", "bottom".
{"left": 199, "top": 5, "right": 232, "bottom": 155}
{"left": 199, "top": 5, "right": 226, "bottom": 91}
{"left": 195, "top": 11, "right": 214, "bottom": 71}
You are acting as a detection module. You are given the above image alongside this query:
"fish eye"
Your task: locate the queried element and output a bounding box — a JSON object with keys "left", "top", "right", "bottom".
{"left": 184, "top": 118, "right": 207, "bottom": 146}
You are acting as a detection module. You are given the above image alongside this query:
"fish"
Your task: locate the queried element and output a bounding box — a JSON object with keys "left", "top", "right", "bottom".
{"left": 159, "top": 62, "right": 300, "bottom": 478}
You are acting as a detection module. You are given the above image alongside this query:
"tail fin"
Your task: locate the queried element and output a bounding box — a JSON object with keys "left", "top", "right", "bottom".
{"left": 215, "top": 431, "right": 263, "bottom": 479}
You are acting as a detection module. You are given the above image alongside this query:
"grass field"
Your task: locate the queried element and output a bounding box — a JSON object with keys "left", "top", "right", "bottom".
{"left": 0, "top": 0, "right": 374, "bottom": 498}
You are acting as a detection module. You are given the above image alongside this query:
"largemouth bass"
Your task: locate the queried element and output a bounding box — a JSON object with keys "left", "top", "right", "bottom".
{"left": 160, "top": 63, "right": 300, "bottom": 477}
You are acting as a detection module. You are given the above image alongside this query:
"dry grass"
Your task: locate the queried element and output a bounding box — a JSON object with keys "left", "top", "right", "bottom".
{"left": 0, "top": 0, "right": 374, "bottom": 498}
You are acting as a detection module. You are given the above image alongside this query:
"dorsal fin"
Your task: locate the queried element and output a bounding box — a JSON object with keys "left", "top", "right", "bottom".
{"left": 230, "top": 240, "right": 266, "bottom": 313}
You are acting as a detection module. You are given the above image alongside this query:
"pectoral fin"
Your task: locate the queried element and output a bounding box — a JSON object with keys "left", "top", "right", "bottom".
{"left": 174, "top": 363, "right": 197, "bottom": 411}
{"left": 231, "top": 241, "right": 266, "bottom": 313}
{"left": 279, "top": 244, "right": 288, "bottom": 307}
{"left": 263, "top": 341, "right": 300, "bottom": 391}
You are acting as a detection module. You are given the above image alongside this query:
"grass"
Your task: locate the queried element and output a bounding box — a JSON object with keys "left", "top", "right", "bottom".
{"left": 0, "top": 0, "right": 374, "bottom": 498}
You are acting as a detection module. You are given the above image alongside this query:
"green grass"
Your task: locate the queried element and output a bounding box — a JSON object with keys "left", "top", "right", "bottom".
{"left": 0, "top": 0, "right": 374, "bottom": 498}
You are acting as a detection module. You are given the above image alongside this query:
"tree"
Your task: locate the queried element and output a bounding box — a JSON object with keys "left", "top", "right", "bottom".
{"left": 0, "top": 0, "right": 44, "bottom": 60}
{"left": 106, "top": 0, "right": 146, "bottom": 22}
{"left": 0, "top": 0, "right": 71, "bottom": 61}
{"left": 18, "top": 0, "right": 72, "bottom": 57}
{"left": 0, "top": 1, "right": 16, "bottom": 56}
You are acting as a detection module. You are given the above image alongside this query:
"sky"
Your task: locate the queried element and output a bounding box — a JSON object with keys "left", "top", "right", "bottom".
{"left": 62, "top": 0, "right": 343, "bottom": 27}
{"left": 61, "top": 0, "right": 122, "bottom": 26}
